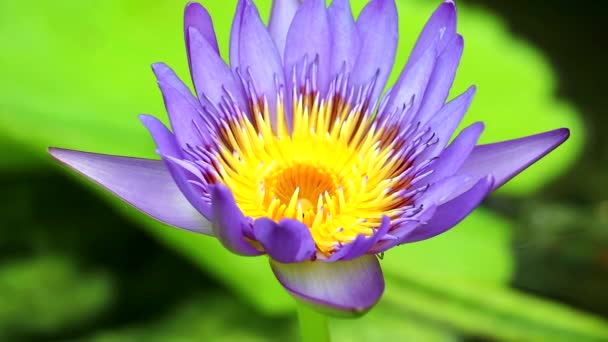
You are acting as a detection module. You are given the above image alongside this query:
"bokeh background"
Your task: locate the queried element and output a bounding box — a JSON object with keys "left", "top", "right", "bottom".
{"left": 0, "top": 0, "right": 606, "bottom": 340}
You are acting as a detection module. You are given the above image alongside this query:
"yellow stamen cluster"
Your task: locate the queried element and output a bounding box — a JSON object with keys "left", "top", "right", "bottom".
{"left": 214, "top": 94, "right": 410, "bottom": 256}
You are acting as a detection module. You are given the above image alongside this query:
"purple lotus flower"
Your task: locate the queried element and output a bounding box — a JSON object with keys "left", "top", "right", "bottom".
{"left": 49, "top": 0, "right": 568, "bottom": 315}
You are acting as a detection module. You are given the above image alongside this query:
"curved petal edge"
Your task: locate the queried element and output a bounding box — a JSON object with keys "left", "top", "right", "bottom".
{"left": 270, "top": 254, "right": 384, "bottom": 317}
{"left": 48, "top": 148, "right": 212, "bottom": 235}
{"left": 458, "top": 128, "right": 570, "bottom": 190}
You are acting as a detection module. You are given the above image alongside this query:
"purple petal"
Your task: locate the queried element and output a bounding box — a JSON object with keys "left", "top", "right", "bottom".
{"left": 210, "top": 184, "right": 263, "bottom": 256}
{"left": 421, "top": 175, "right": 477, "bottom": 207}
{"left": 420, "top": 122, "right": 484, "bottom": 185}
{"left": 284, "top": 0, "right": 331, "bottom": 93}
{"left": 230, "top": 0, "right": 247, "bottom": 70}
{"left": 151, "top": 63, "right": 213, "bottom": 148}
{"left": 48, "top": 148, "right": 212, "bottom": 235}
{"left": 184, "top": 2, "right": 219, "bottom": 68}
{"left": 351, "top": 0, "right": 398, "bottom": 105}
{"left": 328, "top": 216, "right": 391, "bottom": 261}
{"left": 139, "top": 115, "right": 212, "bottom": 218}
{"left": 419, "top": 85, "right": 476, "bottom": 161}
{"left": 415, "top": 35, "right": 464, "bottom": 125}
{"left": 237, "top": 1, "right": 285, "bottom": 117}
{"left": 401, "top": 175, "right": 494, "bottom": 243}
{"left": 268, "top": 0, "right": 300, "bottom": 59}
{"left": 371, "top": 174, "right": 477, "bottom": 253}
{"left": 380, "top": 44, "right": 436, "bottom": 124}
{"left": 328, "top": 0, "right": 360, "bottom": 77}
{"left": 253, "top": 218, "right": 316, "bottom": 263}
{"left": 188, "top": 26, "right": 244, "bottom": 107}
{"left": 271, "top": 255, "right": 384, "bottom": 316}
{"left": 408, "top": 0, "right": 457, "bottom": 65}
{"left": 457, "top": 128, "right": 570, "bottom": 191}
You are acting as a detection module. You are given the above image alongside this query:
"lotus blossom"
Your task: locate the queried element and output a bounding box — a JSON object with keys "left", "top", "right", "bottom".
{"left": 49, "top": 0, "right": 569, "bottom": 315}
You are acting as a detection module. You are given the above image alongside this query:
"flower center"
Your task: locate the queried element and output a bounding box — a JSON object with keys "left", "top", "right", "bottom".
{"left": 264, "top": 164, "right": 337, "bottom": 214}
{"left": 209, "top": 88, "right": 416, "bottom": 256}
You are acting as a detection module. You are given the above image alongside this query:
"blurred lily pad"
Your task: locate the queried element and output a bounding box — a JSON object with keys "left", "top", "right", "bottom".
{"left": 0, "top": 0, "right": 588, "bottom": 327}
{"left": 0, "top": 256, "right": 112, "bottom": 339}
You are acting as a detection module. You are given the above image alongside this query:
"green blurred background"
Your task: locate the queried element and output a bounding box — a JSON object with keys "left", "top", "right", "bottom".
{"left": 0, "top": 0, "right": 606, "bottom": 340}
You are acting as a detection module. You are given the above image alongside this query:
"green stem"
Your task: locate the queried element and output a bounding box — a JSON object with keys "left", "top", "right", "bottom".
{"left": 296, "top": 302, "right": 331, "bottom": 342}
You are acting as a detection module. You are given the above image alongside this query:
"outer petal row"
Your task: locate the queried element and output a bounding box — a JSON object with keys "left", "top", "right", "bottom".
{"left": 458, "top": 128, "right": 570, "bottom": 191}
{"left": 48, "top": 148, "right": 212, "bottom": 235}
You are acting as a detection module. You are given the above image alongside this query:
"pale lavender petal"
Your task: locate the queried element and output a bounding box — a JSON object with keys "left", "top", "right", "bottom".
{"left": 419, "top": 85, "right": 476, "bottom": 161}
{"left": 421, "top": 175, "right": 476, "bottom": 207}
{"left": 210, "top": 184, "right": 263, "bottom": 256}
{"left": 351, "top": 0, "right": 398, "bottom": 104}
{"left": 184, "top": 2, "right": 219, "bottom": 65}
{"left": 380, "top": 45, "right": 436, "bottom": 124}
{"left": 328, "top": 216, "right": 390, "bottom": 261}
{"left": 152, "top": 63, "right": 213, "bottom": 148}
{"left": 139, "top": 115, "right": 212, "bottom": 218}
{"left": 268, "top": 0, "right": 300, "bottom": 59}
{"left": 401, "top": 175, "right": 493, "bottom": 243}
{"left": 408, "top": 0, "right": 457, "bottom": 65}
{"left": 370, "top": 206, "right": 437, "bottom": 254}
{"left": 48, "top": 148, "right": 212, "bottom": 235}
{"left": 328, "top": 0, "right": 360, "bottom": 77}
{"left": 371, "top": 174, "right": 475, "bottom": 252}
{"left": 415, "top": 35, "right": 464, "bottom": 125}
{"left": 420, "top": 122, "right": 484, "bottom": 185}
{"left": 230, "top": 0, "right": 247, "bottom": 69}
{"left": 238, "top": 1, "right": 285, "bottom": 117}
{"left": 253, "top": 218, "right": 315, "bottom": 263}
{"left": 457, "top": 128, "right": 570, "bottom": 191}
{"left": 189, "top": 27, "right": 244, "bottom": 107}
{"left": 284, "top": 0, "right": 331, "bottom": 93}
{"left": 271, "top": 255, "right": 384, "bottom": 315}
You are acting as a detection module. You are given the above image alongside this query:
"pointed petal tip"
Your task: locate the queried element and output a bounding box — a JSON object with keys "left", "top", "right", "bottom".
{"left": 138, "top": 113, "right": 154, "bottom": 123}
{"left": 438, "top": 0, "right": 457, "bottom": 12}
{"left": 455, "top": 33, "right": 464, "bottom": 45}
{"left": 470, "top": 120, "right": 485, "bottom": 131}
{"left": 48, "top": 147, "right": 69, "bottom": 162}
{"left": 458, "top": 126, "right": 571, "bottom": 191}
{"left": 48, "top": 148, "right": 213, "bottom": 235}
{"left": 150, "top": 62, "right": 174, "bottom": 81}
{"left": 534, "top": 127, "right": 571, "bottom": 150}
{"left": 556, "top": 127, "right": 571, "bottom": 140}
{"left": 150, "top": 62, "right": 164, "bottom": 71}
{"left": 184, "top": 1, "right": 201, "bottom": 10}
{"left": 467, "top": 84, "right": 477, "bottom": 94}
{"left": 138, "top": 114, "right": 167, "bottom": 133}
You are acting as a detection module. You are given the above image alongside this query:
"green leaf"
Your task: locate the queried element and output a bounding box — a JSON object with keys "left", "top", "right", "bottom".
{"left": 88, "top": 291, "right": 294, "bottom": 342}
{"left": 0, "top": 256, "right": 112, "bottom": 339}
{"left": 382, "top": 271, "right": 608, "bottom": 341}
{"left": 381, "top": 208, "right": 513, "bottom": 286}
